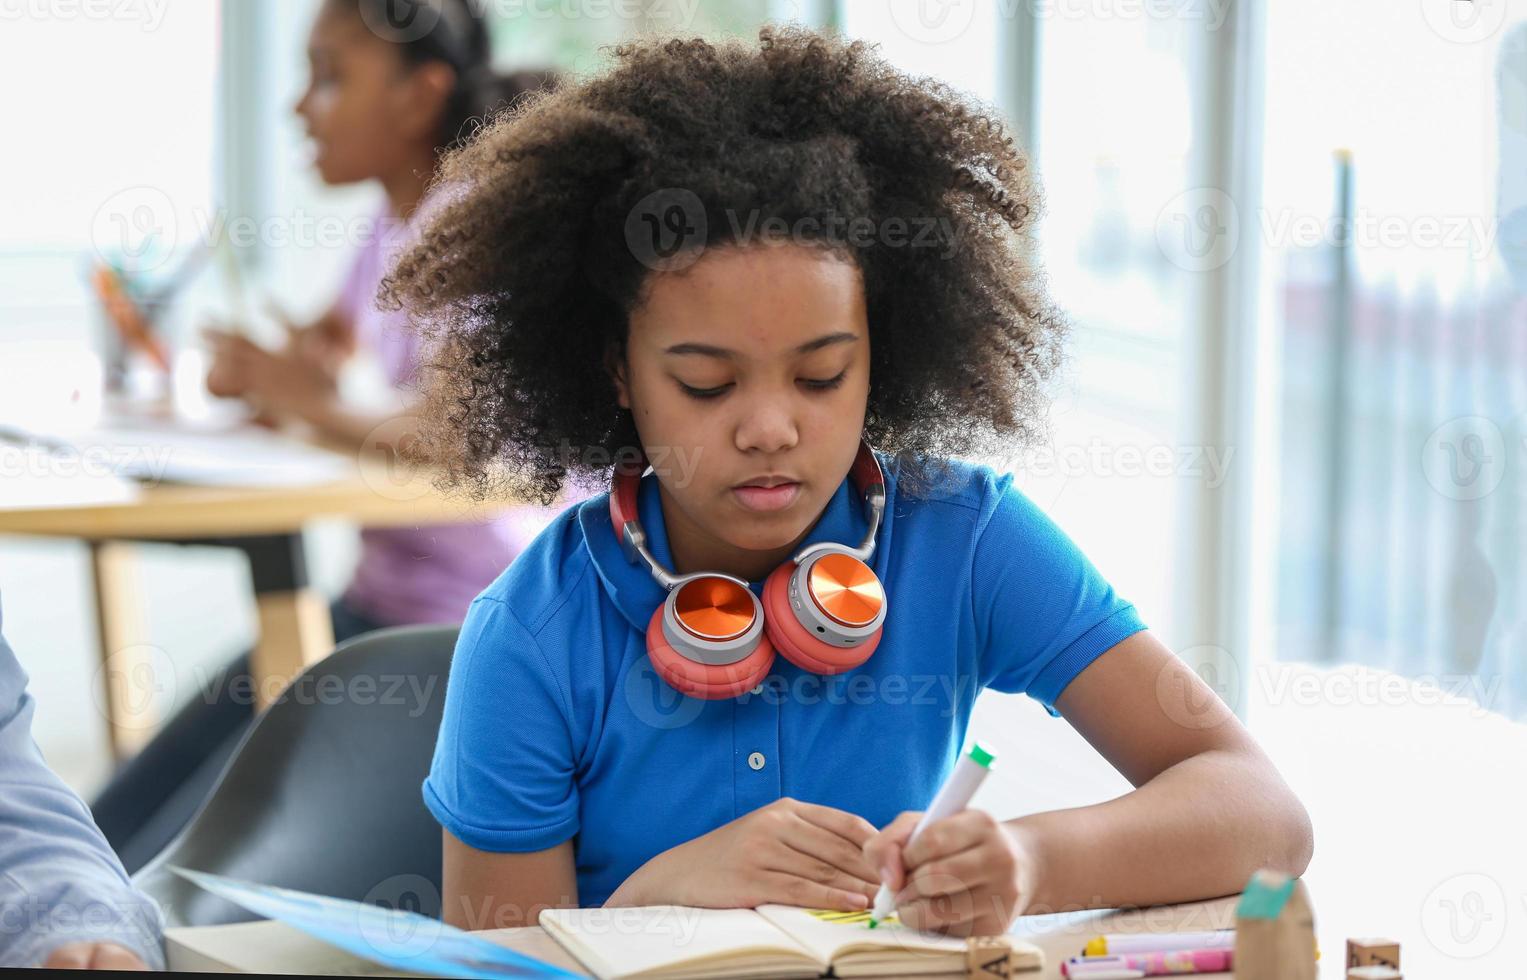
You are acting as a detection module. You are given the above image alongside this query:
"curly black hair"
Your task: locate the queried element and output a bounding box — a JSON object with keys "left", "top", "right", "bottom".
{"left": 381, "top": 24, "right": 1067, "bottom": 506}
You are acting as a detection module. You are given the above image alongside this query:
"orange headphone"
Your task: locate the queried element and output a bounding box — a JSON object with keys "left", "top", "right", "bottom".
{"left": 610, "top": 440, "right": 889, "bottom": 699}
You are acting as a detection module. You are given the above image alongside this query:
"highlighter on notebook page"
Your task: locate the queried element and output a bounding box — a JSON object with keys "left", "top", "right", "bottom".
{"left": 868, "top": 741, "right": 994, "bottom": 928}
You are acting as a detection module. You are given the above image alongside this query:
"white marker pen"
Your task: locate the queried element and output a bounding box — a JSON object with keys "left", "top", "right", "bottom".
{"left": 869, "top": 741, "right": 994, "bottom": 927}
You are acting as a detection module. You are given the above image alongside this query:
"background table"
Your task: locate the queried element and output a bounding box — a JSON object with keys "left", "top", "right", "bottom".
{"left": 0, "top": 450, "right": 524, "bottom": 759}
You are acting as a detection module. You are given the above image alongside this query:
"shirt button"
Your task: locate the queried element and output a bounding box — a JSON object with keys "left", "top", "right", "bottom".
{"left": 747, "top": 751, "right": 766, "bottom": 770}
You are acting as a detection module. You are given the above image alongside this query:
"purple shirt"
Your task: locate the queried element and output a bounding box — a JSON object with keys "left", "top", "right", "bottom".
{"left": 335, "top": 203, "right": 555, "bottom": 627}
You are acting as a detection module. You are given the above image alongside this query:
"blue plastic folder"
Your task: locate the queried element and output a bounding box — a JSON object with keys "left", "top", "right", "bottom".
{"left": 170, "top": 867, "right": 581, "bottom": 979}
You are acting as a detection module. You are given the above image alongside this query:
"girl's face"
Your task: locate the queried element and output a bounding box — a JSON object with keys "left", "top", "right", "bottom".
{"left": 293, "top": 8, "right": 447, "bottom": 185}
{"left": 611, "top": 242, "right": 872, "bottom": 581}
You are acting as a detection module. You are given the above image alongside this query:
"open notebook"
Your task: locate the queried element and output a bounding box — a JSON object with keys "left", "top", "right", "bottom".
{"left": 537, "top": 904, "right": 1042, "bottom": 979}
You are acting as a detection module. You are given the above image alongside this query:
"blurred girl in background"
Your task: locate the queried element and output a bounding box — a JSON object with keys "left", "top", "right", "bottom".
{"left": 91, "top": 0, "right": 561, "bottom": 873}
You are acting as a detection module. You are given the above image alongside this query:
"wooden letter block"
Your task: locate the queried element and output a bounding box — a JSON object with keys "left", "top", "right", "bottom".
{"left": 1234, "top": 869, "right": 1317, "bottom": 980}
{"left": 964, "top": 935, "right": 1042, "bottom": 978}
{"left": 1346, "top": 937, "right": 1400, "bottom": 969}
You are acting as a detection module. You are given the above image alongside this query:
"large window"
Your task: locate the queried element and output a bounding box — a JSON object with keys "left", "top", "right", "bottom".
{"left": 850, "top": 5, "right": 1236, "bottom": 659}
{"left": 0, "top": 2, "right": 224, "bottom": 787}
{"left": 1030, "top": 8, "right": 1212, "bottom": 651}
{"left": 1261, "top": 1, "right": 1527, "bottom": 719}
{"left": 0, "top": 3, "right": 219, "bottom": 369}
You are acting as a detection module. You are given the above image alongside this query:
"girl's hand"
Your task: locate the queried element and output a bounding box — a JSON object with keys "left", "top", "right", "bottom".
{"left": 202, "top": 305, "right": 352, "bottom": 399}
{"left": 202, "top": 328, "right": 337, "bottom": 423}
{"left": 204, "top": 324, "right": 252, "bottom": 399}
{"left": 606, "top": 797, "right": 882, "bottom": 912}
{"left": 863, "top": 810, "right": 1038, "bottom": 936}
{"left": 274, "top": 303, "right": 354, "bottom": 384}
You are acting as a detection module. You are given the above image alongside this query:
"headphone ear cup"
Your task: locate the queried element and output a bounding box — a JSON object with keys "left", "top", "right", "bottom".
{"left": 762, "top": 562, "right": 882, "bottom": 675}
{"left": 645, "top": 606, "right": 776, "bottom": 700}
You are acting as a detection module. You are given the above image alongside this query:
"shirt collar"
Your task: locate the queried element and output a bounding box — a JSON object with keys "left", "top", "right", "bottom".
{"left": 578, "top": 451, "right": 897, "bottom": 635}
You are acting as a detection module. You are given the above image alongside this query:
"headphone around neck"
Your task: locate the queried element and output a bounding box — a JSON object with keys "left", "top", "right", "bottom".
{"left": 610, "top": 439, "right": 889, "bottom": 700}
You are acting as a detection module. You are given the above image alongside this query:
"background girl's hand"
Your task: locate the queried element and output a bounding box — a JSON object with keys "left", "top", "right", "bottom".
{"left": 202, "top": 328, "right": 337, "bottom": 423}
{"left": 608, "top": 797, "right": 882, "bottom": 911}
{"left": 863, "top": 809, "right": 1037, "bottom": 936}
{"left": 273, "top": 303, "right": 354, "bottom": 384}
{"left": 203, "top": 323, "right": 252, "bottom": 399}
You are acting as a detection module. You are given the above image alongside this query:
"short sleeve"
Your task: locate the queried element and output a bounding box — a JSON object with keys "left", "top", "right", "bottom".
{"left": 422, "top": 596, "right": 581, "bottom": 851}
{"left": 972, "top": 471, "right": 1147, "bottom": 711}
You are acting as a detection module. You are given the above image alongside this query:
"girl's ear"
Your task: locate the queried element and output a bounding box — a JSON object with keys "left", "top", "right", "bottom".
{"left": 397, "top": 60, "right": 456, "bottom": 143}
{"left": 603, "top": 342, "right": 631, "bottom": 409}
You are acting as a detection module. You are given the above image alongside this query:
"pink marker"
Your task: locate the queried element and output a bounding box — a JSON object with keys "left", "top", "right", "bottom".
{"left": 1062, "top": 948, "right": 1234, "bottom": 977}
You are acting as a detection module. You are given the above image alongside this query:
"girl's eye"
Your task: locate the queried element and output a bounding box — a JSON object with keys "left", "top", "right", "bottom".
{"left": 802, "top": 370, "right": 848, "bottom": 391}
{"left": 679, "top": 383, "right": 730, "bottom": 400}
{"left": 678, "top": 371, "right": 847, "bottom": 401}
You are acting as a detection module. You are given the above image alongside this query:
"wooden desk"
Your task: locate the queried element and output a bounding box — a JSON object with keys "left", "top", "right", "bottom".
{"left": 165, "top": 896, "right": 1240, "bottom": 978}
{"left": 0, "top": 456, "right": 521, "bottom": 758}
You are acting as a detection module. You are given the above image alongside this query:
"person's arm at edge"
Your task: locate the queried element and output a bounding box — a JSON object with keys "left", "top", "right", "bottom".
{"left": 0, "top": 597, "right": 166, "bottom": 969}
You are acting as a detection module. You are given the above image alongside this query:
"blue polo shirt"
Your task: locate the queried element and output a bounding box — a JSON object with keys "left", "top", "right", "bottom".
{"left": 422, "top": 452, "right": 1146, "bottom": 907}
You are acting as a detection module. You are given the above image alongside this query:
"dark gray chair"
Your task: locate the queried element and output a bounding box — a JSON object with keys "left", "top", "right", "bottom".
{"left": 132, "top": 625, "right": 458, "bottom": 927}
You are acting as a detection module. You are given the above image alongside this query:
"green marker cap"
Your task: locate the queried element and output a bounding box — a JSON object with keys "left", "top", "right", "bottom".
{"left": 967, "top": 742, "right": 994, "bottom": 769}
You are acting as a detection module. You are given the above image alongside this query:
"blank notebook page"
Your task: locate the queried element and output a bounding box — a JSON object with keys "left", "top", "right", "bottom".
{"left": 537, "top": 906, "right": 820, "bottom": 979}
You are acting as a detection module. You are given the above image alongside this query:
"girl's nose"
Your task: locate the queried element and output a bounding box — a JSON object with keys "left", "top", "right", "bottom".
{"left": 293, "top": 83, "right": 315, "bottom": 122}
{"left": 733, "top": 398, "right": 799, "bottom": 456}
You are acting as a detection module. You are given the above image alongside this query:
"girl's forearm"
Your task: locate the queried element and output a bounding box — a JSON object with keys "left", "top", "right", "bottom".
{"left": 302, "top": 399, "right": 389, "bottom": 451}
{"left": 1006, "top": 748, "right": 1313, "bottom": 914}
{"left": 602, "top": 851, "right": 670, "bottom": 908}
{"left": 601, "top": 875, "right": 647, "bottom": 908}
{"left": 295, "top": 396, "right": 415, "bottom": 455}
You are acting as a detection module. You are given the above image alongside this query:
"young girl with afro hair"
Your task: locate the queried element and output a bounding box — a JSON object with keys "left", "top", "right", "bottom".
{"left": 389, "top": 25, "right": 1312, "bottom": 935}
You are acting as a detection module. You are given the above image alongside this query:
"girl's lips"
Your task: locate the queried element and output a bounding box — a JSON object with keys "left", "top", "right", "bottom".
{"left": 732, "top": 482, "right": 801, "bottom": 512}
